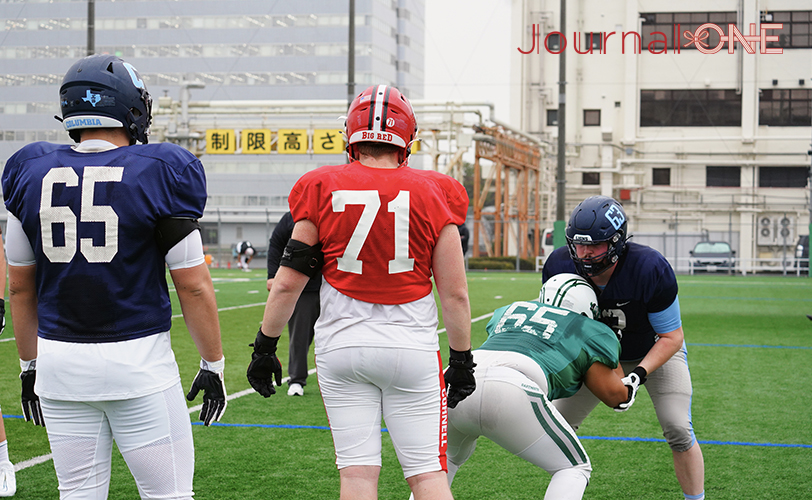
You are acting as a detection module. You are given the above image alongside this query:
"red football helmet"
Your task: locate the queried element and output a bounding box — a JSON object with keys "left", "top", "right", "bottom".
{"left": 345, "top": 85, "right": 417, "bottom": 164}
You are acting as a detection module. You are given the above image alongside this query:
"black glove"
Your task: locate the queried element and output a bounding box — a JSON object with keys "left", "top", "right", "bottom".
{"left": 614, "top": 366, "right": 647, "bottom": 413}
{"left": 186, "top": 358, "right": 227, "bottom": 426}
{"left": 444, "top": 348, "right": 476, "bottom": 409}
{"left": 20, "top": 363, "right": 44, "bottom": 427}
{"left": 247, "top": 329, "right": 283, "bottom": 398}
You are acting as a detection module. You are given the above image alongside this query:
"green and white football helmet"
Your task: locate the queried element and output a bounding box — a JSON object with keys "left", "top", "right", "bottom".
{"left": 539, "top": 273, "right": 600, "bottom": 320}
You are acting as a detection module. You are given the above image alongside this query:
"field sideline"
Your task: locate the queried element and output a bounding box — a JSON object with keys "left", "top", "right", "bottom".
{"left": 1, "top": 270, "right": 811, "bottom": 499}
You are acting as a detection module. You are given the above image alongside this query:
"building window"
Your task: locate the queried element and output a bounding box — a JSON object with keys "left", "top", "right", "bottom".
{"left": 759, "top": 89, "right": 812, "bottom": 126}
{"left": 582, "top": 172, "right": 600, "bottom": 185}
{"left": 546, "top": 33, "right": 561, "bottom": 52}
{"left": 759, "top": 167, "right": 808, "bottom": 187}
{"left": 200, "top": 224, "right": 219, "bottom": 246}
{"left": 546, "top": 109, "right": 558, "bottom": 126}
{"left": 706, "top": 166, "right": 741, "bottom": 187}
{"left": 652, "top": 168, "right": 671, "bottom": 186}
{"left": 583, "top": 109, "right": 601, "bottom": 126}
{"left": 640, "top": 89, "right": 741, "bottom": 127}
{"left": 585, "top": 32, "right": 602, "bottom": 51}
{"left": 763, "top": 11, "right": 812, "bottom": 49}
{"left": 641, "top": 12, "right": 737, "bottom": 50}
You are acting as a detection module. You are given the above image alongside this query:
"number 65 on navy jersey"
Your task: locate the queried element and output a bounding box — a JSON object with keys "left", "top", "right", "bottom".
{"left": 2, "top": 141, "right": 206, "bottom": 343}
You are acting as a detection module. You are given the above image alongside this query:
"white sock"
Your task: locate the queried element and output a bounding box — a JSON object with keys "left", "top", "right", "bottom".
{"left": 685, "top": 492, "right": 705, "bottom": 500}
{"left": 0, "top": 440, "right": 9, "bottom": 463}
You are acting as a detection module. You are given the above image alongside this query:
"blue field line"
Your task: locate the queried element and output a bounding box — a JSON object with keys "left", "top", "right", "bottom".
{"left": 190, "top": 422, "right": 812, "bottom": 449}
{"left": 5, "top": 414, "right": 809, "bottom": 457}
{"left": 580, "top": 435, "right": 812, "bottom": 449}
{"left": 686, "top": 343, "right": 812, "bottom": 350}
{"left": 194, "top": 421, "right": 331, "bottom": 430}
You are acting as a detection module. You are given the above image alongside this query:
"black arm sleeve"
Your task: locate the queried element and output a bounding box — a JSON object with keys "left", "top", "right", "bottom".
{"left": 155, "top": 218, "right": 200, "bottom": 255}
{"left": 280, "top": 239, "right": 324, "bottom": 278}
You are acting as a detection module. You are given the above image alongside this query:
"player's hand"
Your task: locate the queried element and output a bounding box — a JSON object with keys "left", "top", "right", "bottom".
{"left": 186, "top": 357, "right": 227, "bottom": 426}
{"left": 444, "top": 348, "right": 476, "bottom": 409}
{"left": 247, "top": 329, "right": 283, "bottom": 398}
{"left": 20, "top": 360, "right": 44, "bottom": 426}
{"left": 614, "top": 366, "right": 647, "bottom": 413}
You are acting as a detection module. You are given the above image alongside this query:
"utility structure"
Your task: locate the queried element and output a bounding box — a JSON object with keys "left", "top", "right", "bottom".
{"left": 472, "top": 124, "right": 548, "bottom": 260}
{"left": 150, "top": 89, "right": 555, "bottom": 264}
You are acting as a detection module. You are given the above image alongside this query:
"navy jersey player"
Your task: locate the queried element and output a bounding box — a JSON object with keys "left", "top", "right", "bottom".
{"left": 3, "top": 55, "right": 227, "bottom": 499}
{"left": 542, "top": 196, "right": 705, "bottom": 500}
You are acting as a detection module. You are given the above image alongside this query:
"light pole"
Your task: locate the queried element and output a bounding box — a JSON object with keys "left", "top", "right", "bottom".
{"left": 347, "top": 0, "right": 356, "bottom": 107}
{"left": 87, "top": 0, "right": 95, "bottom": 55}
{"left": 555, "top": 0, "right": 567, "bottom": 248}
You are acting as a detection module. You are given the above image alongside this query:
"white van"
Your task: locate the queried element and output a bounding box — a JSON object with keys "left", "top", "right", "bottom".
{"left": 539, "top": 228, "right": 555, "bottom": 262}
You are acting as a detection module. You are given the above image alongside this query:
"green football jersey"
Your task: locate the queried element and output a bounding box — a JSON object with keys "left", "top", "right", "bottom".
{"left": 479, "top": 300, "right": 621, "bottom": 400}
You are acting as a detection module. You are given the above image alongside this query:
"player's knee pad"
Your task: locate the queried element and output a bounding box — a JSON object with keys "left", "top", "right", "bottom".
{"left": 662, "top": 423, "right": 695, "bottom": 452}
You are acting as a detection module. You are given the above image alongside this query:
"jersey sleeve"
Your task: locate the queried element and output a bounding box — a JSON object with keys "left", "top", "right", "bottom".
{"left": 581, "top": 318, "right": 621, "bottom": 369}
{"left": 2, "top": 143, "right": 54, "bottom": 219}
{"left": 169, "top": 156, "right": 207, "bottom": 219}
{"left": 288, "top": 168, "right": 324, "bottom": 225}
{"left": 441, "top": 175, "right": 468, "bottom": 225}
{"left": 641, "top": 253, "right": 679, "bottom": 314}
{"left": 424, "top": 170, "right": 468, "bottom": 226}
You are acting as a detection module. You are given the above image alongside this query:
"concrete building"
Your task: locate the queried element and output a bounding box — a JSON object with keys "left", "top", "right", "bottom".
{"left": 510, "top": 0, "right": 812, "bottom": 273}
{"left": 0, "top": 0, "right": 425, "bottom": 263}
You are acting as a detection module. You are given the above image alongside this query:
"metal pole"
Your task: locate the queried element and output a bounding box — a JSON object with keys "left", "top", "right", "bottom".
{"left": 554, "top": 0, "right": 567, "bottom": 248}
{"left": 516, "top": 216, "right": 521, "bottom": 271}
{"left": 217, "top": 208, "right": 222, "bottom": 268}
{"left": 347, "top": 0, "right": 356, "bottom": 106}
{"left": 87, "top": 0, "right": 95, "bottom": 56}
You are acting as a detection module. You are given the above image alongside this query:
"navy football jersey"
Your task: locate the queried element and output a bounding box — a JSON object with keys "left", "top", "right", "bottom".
{"left": 3, "top": 141, "right": 207, "bottom": 343}
{"left": 542, "top": 242, "right": 679, "bottom": 361}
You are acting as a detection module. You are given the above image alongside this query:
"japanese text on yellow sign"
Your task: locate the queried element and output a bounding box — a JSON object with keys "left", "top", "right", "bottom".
{"left": 205, "top": 129, "right": 237, "bottom": 154}
{"left": 277, "top": 129, "right": 307, "bottom": 154}
{"left": 241, "top": 129, "right": 273, "bottom": 154}
{"left": 313, "top": 129, "right": 344, "bottom": 154}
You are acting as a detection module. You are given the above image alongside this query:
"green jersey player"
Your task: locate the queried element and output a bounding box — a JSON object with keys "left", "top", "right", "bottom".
{"left": 440, "top": 274, "right": 641, "bottom": 500}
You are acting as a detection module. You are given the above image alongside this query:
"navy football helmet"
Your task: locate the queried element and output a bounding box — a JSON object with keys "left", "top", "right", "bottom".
{"left": 565, "top": 195, "right": 628, "bottom": 277}
{"left": 59, "top": 54, "right": 152, "bottom": 144}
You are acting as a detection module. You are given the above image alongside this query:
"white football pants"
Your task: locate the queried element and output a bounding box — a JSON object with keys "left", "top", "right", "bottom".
{"left": 445, "top": 352, "right": 591, "bottom": 500}
{"left": 41, "top": 383, "right": 194, "bottom": 499}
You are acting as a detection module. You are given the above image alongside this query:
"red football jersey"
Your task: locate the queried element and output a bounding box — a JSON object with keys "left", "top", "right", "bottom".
{"left": 289, "top": 161, "right": 468, "bottom": 304}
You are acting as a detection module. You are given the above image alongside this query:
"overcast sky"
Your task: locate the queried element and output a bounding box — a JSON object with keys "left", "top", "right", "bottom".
{"left": 423, "top": 0, "right": 513, "bottom": 123}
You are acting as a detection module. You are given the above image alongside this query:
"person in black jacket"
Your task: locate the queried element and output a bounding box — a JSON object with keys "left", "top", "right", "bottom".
{"left": 266, "top": 212, "right": 321, "bottom": 396}
{"left": 458, "top": 223, "right": 470, "bottom": 256}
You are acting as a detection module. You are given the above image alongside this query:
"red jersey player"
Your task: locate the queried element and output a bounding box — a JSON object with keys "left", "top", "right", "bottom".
{"left": 247, "top": 84, "right": 475, "bottom": 500}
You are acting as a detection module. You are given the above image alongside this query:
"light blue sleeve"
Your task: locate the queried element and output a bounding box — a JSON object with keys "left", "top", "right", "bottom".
{"left": 648, "top": 295, "right": 682, "bottom": 334}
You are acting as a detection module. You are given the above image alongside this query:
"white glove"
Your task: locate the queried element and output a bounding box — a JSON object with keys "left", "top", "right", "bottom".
{"left": 614, "top": 366, "right": 646, "bottom": 413}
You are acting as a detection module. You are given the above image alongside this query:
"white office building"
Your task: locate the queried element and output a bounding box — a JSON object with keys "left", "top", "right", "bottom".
{"left": 511, "top": 0, "right": 811, "bottom": 273}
